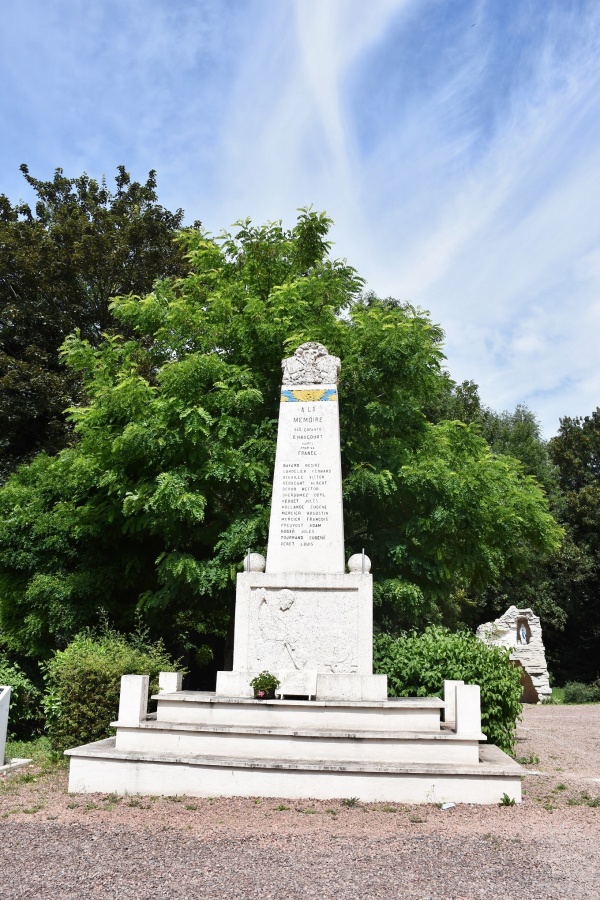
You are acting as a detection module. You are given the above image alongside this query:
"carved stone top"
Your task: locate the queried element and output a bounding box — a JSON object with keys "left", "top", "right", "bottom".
{"left": 281, "top": 342, "right": 341, "bottom": 386}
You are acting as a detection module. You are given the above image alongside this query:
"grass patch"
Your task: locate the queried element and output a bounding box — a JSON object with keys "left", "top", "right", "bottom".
{"left": 127, "top": 797, "right": 150, "bottom": 808}
{"left": 4, "top": 736, "right": 64, "bottom": 770}
{"left": 341, "top": 797, "right": 359, "bottom": 808}
{"left": 543, "top": 687, "right": 565, "bottom": 704}
{"left": 516, "top": 752, "right": 540, "bottom": 766}
{"left": 568, "top": 790, "right": 600, "bottom": 808}
{"left": 22, "top": 803, "right": 45, "bottom": 814}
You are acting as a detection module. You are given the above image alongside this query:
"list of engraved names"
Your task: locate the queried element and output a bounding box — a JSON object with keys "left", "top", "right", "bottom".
{"left": 280, "top": 404, "right": 331, "bottom": 548}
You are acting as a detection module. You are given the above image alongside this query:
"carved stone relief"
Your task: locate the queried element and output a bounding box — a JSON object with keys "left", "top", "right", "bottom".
{"left": 250, "top": 587, "right": 358, "bottom": 674}
{"left": 281, "top": 342, "right": 341, "bottom": 386}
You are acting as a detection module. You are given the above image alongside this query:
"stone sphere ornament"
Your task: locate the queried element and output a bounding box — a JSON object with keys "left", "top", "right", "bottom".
{"left": 244, "top": 552, "right": 266, "bottom": 573}
{"left": 347, "top": 553, "right": 371, "bottom": 574}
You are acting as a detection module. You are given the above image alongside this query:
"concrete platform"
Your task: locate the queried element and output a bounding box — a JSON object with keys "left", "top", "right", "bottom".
{"left": 113, "top": 719, "right": 485, "bottom": 764}
{"left": 155, "top": 692, "right": 445, "bottom": 732}
{"left": 65, "top": 679, "right": 523, "bottom": 804}
{"left": 66, "top": 738, "right": 522, "bottom": 804}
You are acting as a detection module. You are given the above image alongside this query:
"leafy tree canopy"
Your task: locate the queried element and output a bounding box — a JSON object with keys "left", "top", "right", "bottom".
{"left": 434, "top": 380, "right": 556, "bottom": 495}
{"left": 544, "top": 410, "right": 600, "bottom": 681}
{"left": 0, "top": 211, "right": 562, "bottom": 667}
{"left": 0, "top": 165, "right": 199, "bottom": 480}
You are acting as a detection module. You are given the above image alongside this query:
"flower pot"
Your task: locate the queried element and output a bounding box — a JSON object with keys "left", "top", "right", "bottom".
{"left": 254, "top": 688, "right": 276, "bottom": 700}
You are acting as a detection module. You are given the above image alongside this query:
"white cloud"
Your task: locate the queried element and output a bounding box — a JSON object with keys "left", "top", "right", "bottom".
{"left": 1, "top": 0, "right": 599, "bottom": 436}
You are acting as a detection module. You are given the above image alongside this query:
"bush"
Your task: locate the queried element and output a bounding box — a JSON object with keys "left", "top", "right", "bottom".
{"left": 373, "top": 626, "right": 523, "bottom": 754}
{"left": 43, "top": 627, "right": 181, "bottom": 753}
{"left": 563, "top": 681, "right": 600, "bottom": 704}
{"left": 0, "top": 655, "right": 43, "bottom": 739}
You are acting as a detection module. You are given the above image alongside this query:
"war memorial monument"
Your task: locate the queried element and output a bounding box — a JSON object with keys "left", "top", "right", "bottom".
{"left": 66, "top": 343, "right": 522, "bottom": 803}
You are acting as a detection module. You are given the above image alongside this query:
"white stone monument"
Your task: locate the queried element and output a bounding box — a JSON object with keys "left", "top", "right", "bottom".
{"left": 477, "top": 606, "right": 552, "bottom": 703}
{"left": 65, "top": 341, "right": 524, "bottom": 804}
{"left": 216, "top": 342, "right": 387, "bottom": 701}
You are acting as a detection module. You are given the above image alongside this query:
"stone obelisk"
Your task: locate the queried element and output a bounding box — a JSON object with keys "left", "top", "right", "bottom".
{"left": 215, "top": 342, "right": 387, "bottom": 701}
{"left": 266, "top": 342, "right": 345, "bottom": 574}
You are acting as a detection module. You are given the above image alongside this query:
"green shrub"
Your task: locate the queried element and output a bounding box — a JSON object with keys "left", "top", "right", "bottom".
{"left": 373, "top": 626, "right": 523, "bottom": 754}
{"left": 42, "top": 627, "right": 181, "bottom": 753}
{"left": 0, "top": 656, "right": 43, "bottom": 739}
{"left": 542, "top": 686, "right": 564, "bottom": 704}
{"left": 563, "top": 681, "right": 600, "bottom": 704}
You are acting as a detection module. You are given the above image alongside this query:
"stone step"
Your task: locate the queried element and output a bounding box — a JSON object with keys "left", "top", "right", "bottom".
{"left": 66, "top": 739, "right": 522, "bottom": 805}
{"left": 113, "top": 719, "right": 485, "bottom": 765}
{"left": 155, "top": 692, "right": 445, "bottom": 733}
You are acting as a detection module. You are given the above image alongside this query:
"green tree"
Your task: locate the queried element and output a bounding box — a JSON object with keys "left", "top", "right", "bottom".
{"left": 431, "top": 383, "right": 568, "bottom": 642}
{"left": 0, "top": 212, "right": 562, "bottom": 669}
{"left": 545, "top": 410, "right": 600, "bottom": 681}
{"left": 432, "top": 381, "right": 556, "bottom": 493}
{"left": 0, "top": 165, "right": 199, "bottom": 481}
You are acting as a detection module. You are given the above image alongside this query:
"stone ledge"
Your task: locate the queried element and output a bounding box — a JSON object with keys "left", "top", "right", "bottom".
{"left": 0, "top": 757, "right": 32, "bottom": 775}
{"left": 66, "top": 738, "right": 521, "bottom": 777}
{"left": 153, "top": 692, "right": 445, "bottom": 709}
{"left": 111, "top": 720, "right": 486, "bottom": 741}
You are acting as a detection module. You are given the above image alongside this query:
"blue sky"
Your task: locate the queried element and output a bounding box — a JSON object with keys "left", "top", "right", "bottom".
{"left": 1, "top": 0, "right": 599, "bottom": 437}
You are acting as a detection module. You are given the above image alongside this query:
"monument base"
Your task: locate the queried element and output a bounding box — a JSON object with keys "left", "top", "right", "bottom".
{"left": 65, "top": 676, "right": 523, "bottom": 805}
{"left": 224, "top": 571, "right": 382, "bottom": 701}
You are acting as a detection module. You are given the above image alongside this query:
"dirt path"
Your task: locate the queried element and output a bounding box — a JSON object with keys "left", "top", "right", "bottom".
{"left": 1, "top": 705, "right": 599, "bottom": 899}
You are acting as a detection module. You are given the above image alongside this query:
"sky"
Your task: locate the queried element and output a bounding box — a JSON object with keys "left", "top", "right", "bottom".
{"left": 1, "top": 0, "right": 599, "bottom": 437}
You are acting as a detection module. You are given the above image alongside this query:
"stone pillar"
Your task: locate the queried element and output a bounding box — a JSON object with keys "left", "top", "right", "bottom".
{"left": 455, "top": 684, "right": 482, "bottom": 735}
{"left": 216, "top": 342, "right": 387, "bottom": 701}
{"left": 266, "top": 342, "right": 344, "bottom": 575}
{"left": 117, "top": 675, "right": 149, "bottom": 725}
{"left": 443, "top": 679, "right": 464, "bottom": 723}
{"left": 159, "top": 672, "right": 183, "bottom": 694}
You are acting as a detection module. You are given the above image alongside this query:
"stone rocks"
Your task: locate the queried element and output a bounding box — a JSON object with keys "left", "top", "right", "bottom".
{"left": 476, "top": 606, "right": 552, "bottom": 703}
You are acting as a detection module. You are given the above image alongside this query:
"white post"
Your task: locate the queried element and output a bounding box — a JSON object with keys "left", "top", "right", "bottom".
{"left": 443, "top": 679, "right": 464, "bottom": 723}
{"left": 158, "top": 672, "right": 183, "bottom": 694}
{"left": 0, "top": 686, "right": 11, "bottom": 766}
{"left": 117, "top": 675, "right": 149, "bottom": 725}
{"left": 455, "top": 683, "right": 482, "bottom": 735}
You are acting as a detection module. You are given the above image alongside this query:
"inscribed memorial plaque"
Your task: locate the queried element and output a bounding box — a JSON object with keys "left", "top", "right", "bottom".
{"left": 266, "top": 343, "right": 345, "bottom": 575}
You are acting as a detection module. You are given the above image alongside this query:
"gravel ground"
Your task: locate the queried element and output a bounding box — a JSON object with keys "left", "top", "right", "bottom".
{"left": 1, "top": 704, "right": 599, "bottom": 899}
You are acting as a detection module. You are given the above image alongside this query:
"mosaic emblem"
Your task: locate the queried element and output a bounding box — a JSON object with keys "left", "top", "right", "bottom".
{"left": 280, "top": 388, "right": 338, "bottom": 402}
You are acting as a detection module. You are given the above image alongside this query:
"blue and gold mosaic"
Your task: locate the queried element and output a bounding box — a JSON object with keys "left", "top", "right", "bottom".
{"left": 280, "top": 388, "right": 337, "bottom": 402}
